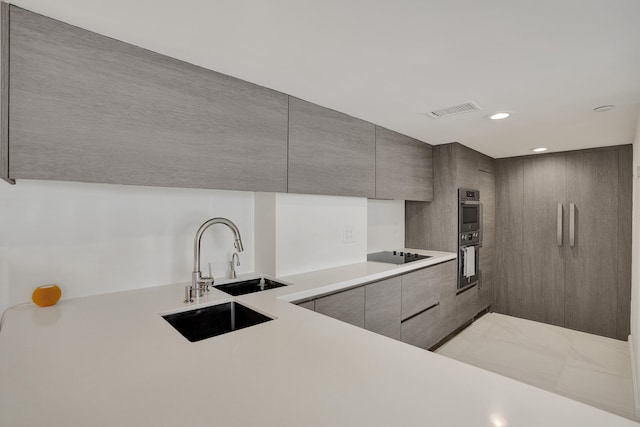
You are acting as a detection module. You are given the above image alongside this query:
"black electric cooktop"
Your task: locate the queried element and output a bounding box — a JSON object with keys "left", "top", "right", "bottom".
{"left": 367, "top": 251, "right": 431, "bottom": 265}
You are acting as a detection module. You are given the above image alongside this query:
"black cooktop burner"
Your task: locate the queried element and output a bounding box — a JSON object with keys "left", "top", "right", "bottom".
{"left": 367, "top": 251, "right": 431, "bottom": 265}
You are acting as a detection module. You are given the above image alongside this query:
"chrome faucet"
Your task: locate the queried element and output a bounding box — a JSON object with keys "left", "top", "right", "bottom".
{"left": 185, "top": 217, "right": 244, "bottom": 303}
{"left": 229, "top": 252, "right": 240, "bottom": 279}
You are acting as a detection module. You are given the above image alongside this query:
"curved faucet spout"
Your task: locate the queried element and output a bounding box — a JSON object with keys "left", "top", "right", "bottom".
{"left": 193, "top": 217, "right": 244, "bottom": 275}
{"left": 188, "top": 217, "right": 244, "bottom": 301}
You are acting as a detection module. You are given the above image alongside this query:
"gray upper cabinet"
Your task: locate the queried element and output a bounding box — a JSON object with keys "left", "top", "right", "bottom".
{"left": 375, "top": 127, "right": 433, "bottom": 201}
{"left": 288, "top": 97, "right": 375, "bottom": 198}
{"left": 5, "top": 6, "right": 288, "bottom": 192}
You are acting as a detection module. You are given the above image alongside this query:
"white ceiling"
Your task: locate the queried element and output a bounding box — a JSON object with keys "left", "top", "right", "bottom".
{"left": 12, "top": 0, "right": 640, "bottom": 158}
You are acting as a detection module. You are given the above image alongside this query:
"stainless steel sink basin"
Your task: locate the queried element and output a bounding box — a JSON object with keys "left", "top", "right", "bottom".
{"left": 214, "top": 277, "right": 287, "bottom": 296}
{"left": 162, "top": 302, "right": 272, "bottom": 342}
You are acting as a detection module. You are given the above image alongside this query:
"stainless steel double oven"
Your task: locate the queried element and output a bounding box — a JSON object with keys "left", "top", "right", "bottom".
{"left": 458, "top": 188, "right": 481, "bottom": 291}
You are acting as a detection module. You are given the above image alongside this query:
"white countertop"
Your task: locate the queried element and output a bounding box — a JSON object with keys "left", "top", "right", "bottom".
{"left": 0, "top": 250, "right": 637, "bottom": 426}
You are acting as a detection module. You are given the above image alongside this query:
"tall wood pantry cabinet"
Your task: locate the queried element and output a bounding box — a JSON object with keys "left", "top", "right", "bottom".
{"left": 406, "top": 142, "right": 496, "bottom": 323}
{"left": 494, "top": 145, "right": 632, "bottom": 340}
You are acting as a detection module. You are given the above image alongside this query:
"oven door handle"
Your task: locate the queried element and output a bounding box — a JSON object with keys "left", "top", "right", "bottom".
{"left": 479, "top": 202, "right": 483, "bottom": 246}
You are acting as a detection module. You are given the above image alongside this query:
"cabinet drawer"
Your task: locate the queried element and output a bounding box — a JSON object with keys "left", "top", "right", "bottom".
{"left": 315, "top": 287, "right": 365, "bottom": 327}
{"left": 455, "top": 284, "right": 480, "bottom": 325}
{"left": 400, "top": 302, "right": 442, "bottom": 350}
{"left": 401, "top": 261, "right": 456, "bottom": 319}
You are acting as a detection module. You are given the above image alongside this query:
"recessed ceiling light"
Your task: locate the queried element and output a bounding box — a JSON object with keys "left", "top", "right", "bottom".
{"left": 593, "top": 105, "right": 615, "bottom": 112}
{"left": 532, "top": 147, "right": 547, "bottom": 153}
{"left": 489, "top": 112, "right": 510, "bottom": 120}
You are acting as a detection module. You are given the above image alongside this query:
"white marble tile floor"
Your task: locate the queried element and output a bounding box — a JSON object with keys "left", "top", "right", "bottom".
{"left": 436, "top": 313, "right": 638, "bottom": 421}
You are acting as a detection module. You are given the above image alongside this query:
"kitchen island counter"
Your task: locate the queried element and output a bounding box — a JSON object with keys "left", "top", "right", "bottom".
{"left": 0, "top": 250, "right": 636, "bottom": 426}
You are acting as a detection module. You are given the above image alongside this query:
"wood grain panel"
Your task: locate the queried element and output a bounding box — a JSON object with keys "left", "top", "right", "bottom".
{"left": 454, "top": 143, "right": 479, "bottom": 189}
{"left": 617, "top": 145, "right": 632, "bottom": 339}
{"left": 364, "top": 277, "right": 401, "bottom": 339}
{"left": 405, "top": 144, "right": 457, "bottom": 251}
{"left": 0, "top": 3, "right": 11, "bottom": 184}
{"left": 564, "top": 149, "right": 618, "bottom": 337}
{"left": 288, "top": 97, "right": 375, "bottom": 197}
{"left": 315, "top": 287, "right": 365, "bottom": 328}
{"left": 400, "top": 303, "right": 442, "bottom": 350}
{"left": 478, "top": 246, "right": 494, "bottom": 311}
{"left": 401, "top": 261, "right": 456, "bottom": 320}
{"left": 494, "top": 158, "right": 524, "bottom": 316}
{"left": 478, "top": 169, "right": 496, "bottom": 249}
{"left": 297, "top": 300, "right": 315, "bottom": 311}
{"left": 455, "top": 284, "right": 480, "bottom": 325}
{"left": 8, "top": 6, "right": 288, "bottom": 191}
{"left": 375, "top": 126, "right": 433, "bottom": 201}
{"left": 521, "top": 154, "right": 566, "bottom": 326}
{"left": 478, "top": 152, "right": 496, "bottom": 175}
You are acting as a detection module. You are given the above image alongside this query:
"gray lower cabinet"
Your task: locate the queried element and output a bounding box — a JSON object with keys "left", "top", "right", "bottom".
{"left": 401, "top": 261, "right": 452, "bottom": 319}
{"left": 364, "top": 277, "right": 401, "bottom": 339}
{"left": 288, "top": 97, "right": 375, "bottom": 198}
{"left": 315, "top": 287, "right": 365, "bottom": 328}
{"left": 297, "top": 300, "right": 316, "bottom": 311}
{"left": 298, "top": 261, "right": 460, "bottom": 350}
{"left": 400, "top": 303, "right": 443, "bottom": 350}
{"left": 375, "top": 126, "right": 433, "bottom": 202}
{"left": 4, "top": 5, "right": 290, "bottom": 191}
{"left": 400, "top": 260, "right": 457, "bottom": 349}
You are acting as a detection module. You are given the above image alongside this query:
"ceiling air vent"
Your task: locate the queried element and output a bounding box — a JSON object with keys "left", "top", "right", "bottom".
{"left": 426, "top": 101, "right": 481, "bottom": 119}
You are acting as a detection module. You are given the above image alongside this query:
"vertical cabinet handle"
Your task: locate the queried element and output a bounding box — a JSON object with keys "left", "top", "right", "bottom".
{"left": 569, "top": 203, "right": 575, "bottom": 247}
{"left": 479, "top": 203, "right": 484, "bottom": 247}
{"left": 557, "top": 203, "right": 563, "bottom": 246}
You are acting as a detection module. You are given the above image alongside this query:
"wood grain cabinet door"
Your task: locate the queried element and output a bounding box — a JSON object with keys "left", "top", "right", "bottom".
{"left": 400, "top": 261, "right": 456, "bottom": 348}
{"left": 288, "top": 97, "right": 375, "bottom": 198}
{"left": 365, "top": 277, "right": 401, "bottom": 339}
{"left": 401, "top": 261, "right": 455, "bottom": 320}
{"left": 400, "top": 303, "right": 443, "bottom": 350}
{"left": 521, "top": 154, "right": 567, "bottom": 326}
{"left": 564, "top": 149, "right": 619, "bottom": 338}
{"left": 375, "top": 127, "right": 433, "bottom": 201}
{"left": 7, "top": 6, "right": 288, "bottom": 192}
{"left": 297, "top": 300, "right": 316, "bottom": 311}
{"left": 315, "top": 287, "right": 365, "bottom": 328}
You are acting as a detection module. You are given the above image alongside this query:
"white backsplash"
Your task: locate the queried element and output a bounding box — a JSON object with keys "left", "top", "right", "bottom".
{"left": 0, "top": 180, "right": 254, "bottom": 313}
{"left": 274, "top": 193, "right": 367, "bottom": 277}
{"left": 0, "top": 181, "right": 408, "bottom": 314}
{"left": 367, "top": 199, "right": 405, "bottom": 253}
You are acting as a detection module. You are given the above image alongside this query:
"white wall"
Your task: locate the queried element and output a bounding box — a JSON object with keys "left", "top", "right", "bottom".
{"left": 0, "top": 180, "right": 254, "bottom": 313}
{"left": 631, "top": 113, "right": 640, "bottom": 413}
{"left": 367, "top": 199, "right": 405, "bottom": 252}
{"left": 254, "top": 192, "right": 277, "bottom": 277}
{"left": 274, "top": 193, "right": 367, "bottom": 277}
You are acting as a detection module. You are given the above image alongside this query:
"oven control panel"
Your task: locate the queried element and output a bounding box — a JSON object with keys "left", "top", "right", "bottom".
{"left": 459, "top": 231, "right": 480, "bottom": 245}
